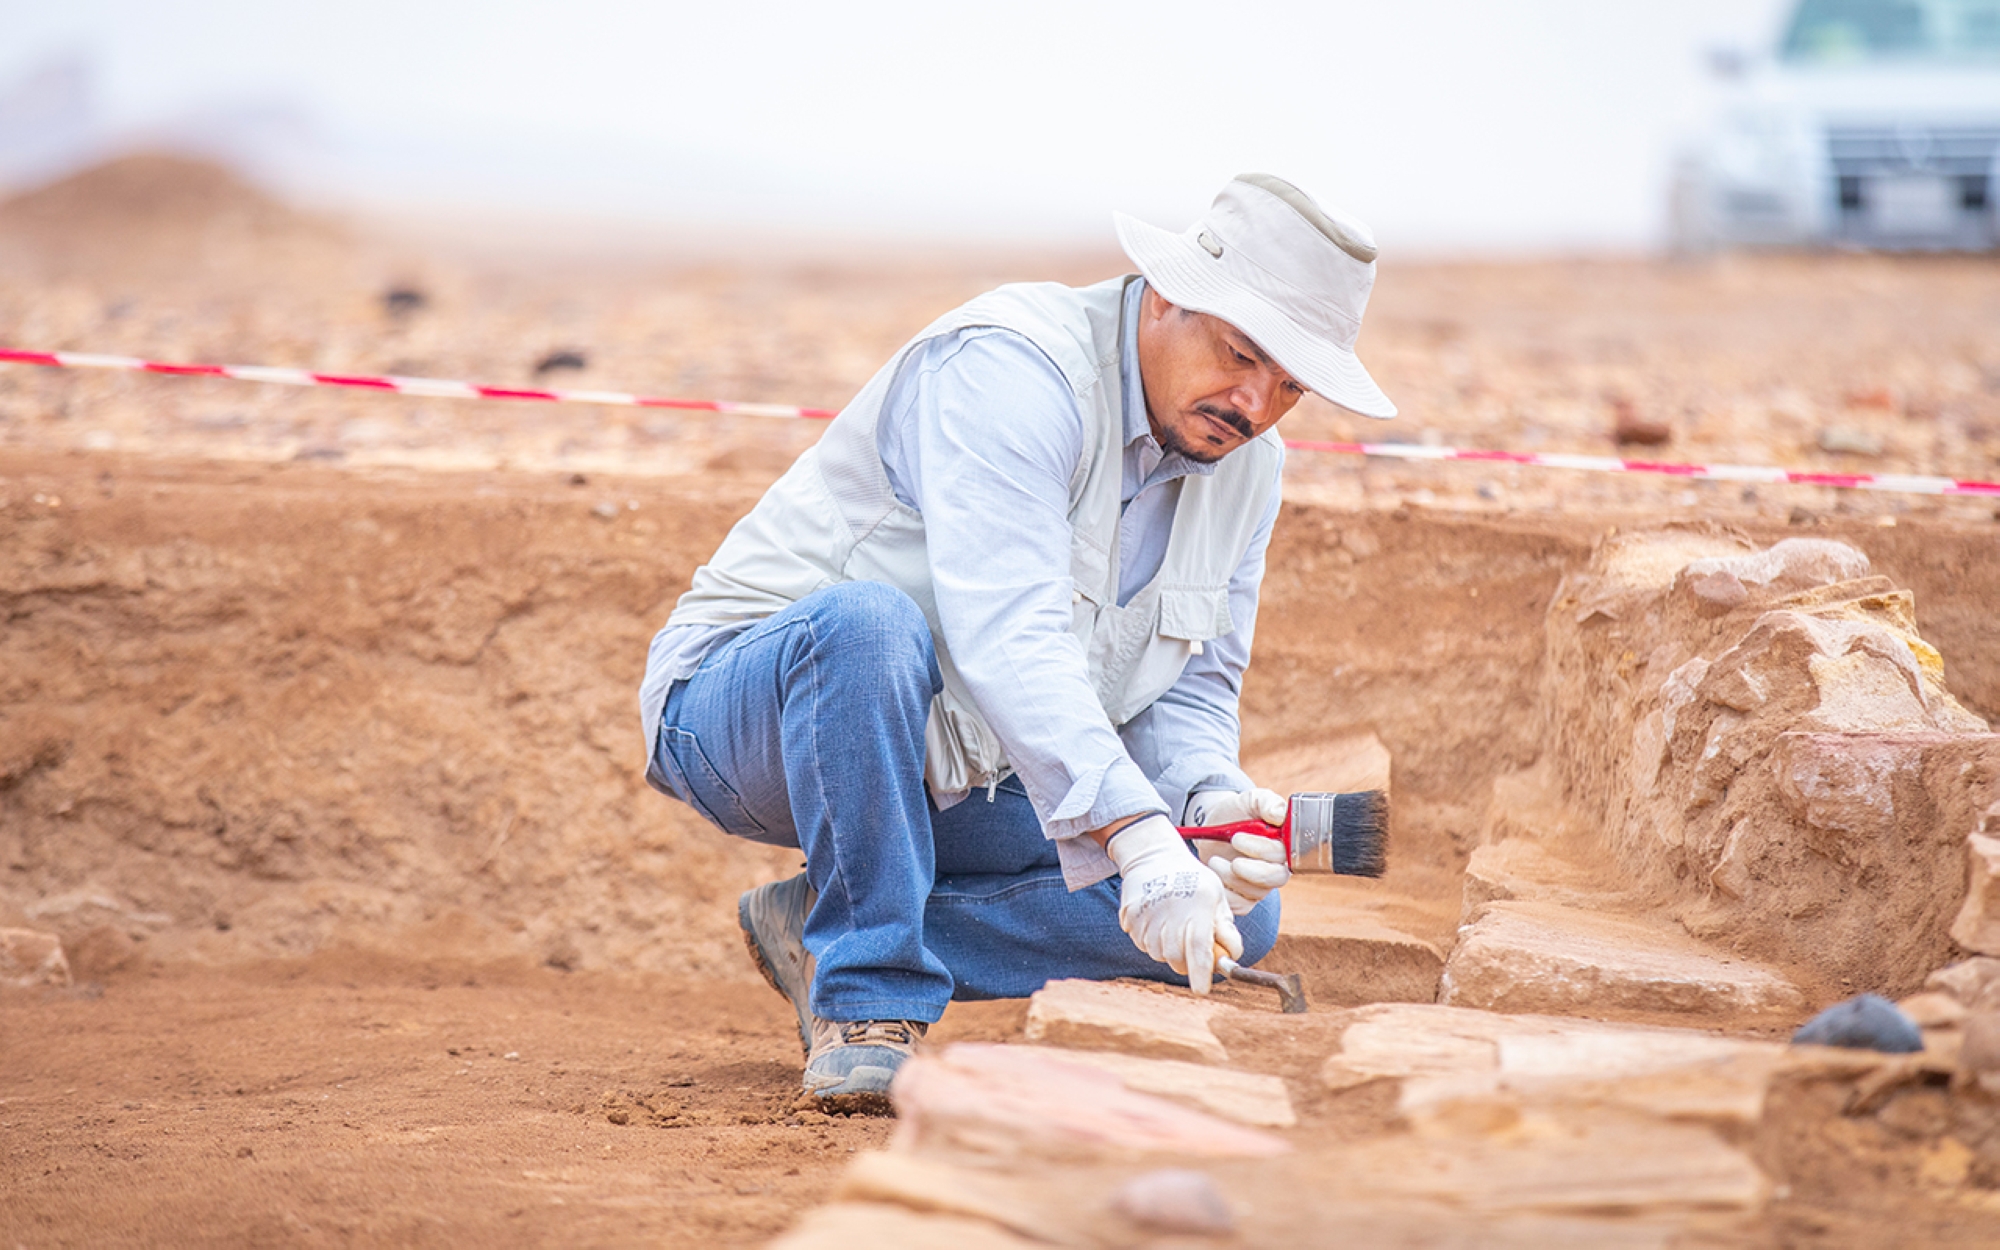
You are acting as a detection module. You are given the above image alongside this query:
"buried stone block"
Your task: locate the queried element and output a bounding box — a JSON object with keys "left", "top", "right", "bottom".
{"left": 889, "top": 1043, "right": 1288, "bottom": 1162}
{"left": 1442, "top": 901, "right": 1806, "bottom": 1024}
{"left": 771, "top": 1203, "right": 1045, "bottom": 1250}
{"left": 0, "top": 927, "right": 71, "bottom": 989}
{"left": 1023, "top": 978, "right": 1228, "bottom": 1064}
{"left": 1950, "top": 807, "right": 2000, "bottom": 956}
{"left": 1322, "top": 1001, "right": 1788, "bottom": 1129}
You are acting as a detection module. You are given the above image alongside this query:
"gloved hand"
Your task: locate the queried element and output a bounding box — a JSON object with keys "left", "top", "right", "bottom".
{"left": 1106, "top": 814, "right": 1242, "bottom": 994}
{"left": 1186, "top": 788, "right": 1292, "bottom": 917}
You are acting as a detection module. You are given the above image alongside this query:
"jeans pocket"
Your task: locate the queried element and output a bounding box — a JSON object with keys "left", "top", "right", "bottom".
{"left": 661, "top": 727, "right": 767, "bottom": 840}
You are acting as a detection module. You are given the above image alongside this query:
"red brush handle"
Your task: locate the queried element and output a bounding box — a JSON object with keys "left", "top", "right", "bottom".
{"left": 1177, "top": 816, "right": 1291, "bottom": 860}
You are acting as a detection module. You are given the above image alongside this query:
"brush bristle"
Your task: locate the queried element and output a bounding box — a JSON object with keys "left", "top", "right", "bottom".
{"left": 1329, "top": 789, "right": 1388, "bottom": 878}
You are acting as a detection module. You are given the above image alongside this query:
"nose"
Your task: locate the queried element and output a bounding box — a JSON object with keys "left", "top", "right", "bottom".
{"left": 1230, "top": 370, "right": 1283, "bottom": 426}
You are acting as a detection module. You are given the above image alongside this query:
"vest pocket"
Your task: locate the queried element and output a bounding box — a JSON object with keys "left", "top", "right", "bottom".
{"left": 1156, "top": 585, "right": 1235, "bottom": 642}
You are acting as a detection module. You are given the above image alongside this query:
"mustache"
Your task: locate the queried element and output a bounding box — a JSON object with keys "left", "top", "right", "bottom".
{"left": 1193, "top": 403, "right": 1255, "bottom": 439}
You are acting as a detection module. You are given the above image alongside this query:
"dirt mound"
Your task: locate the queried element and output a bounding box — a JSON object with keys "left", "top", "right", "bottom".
{"left": 0, "top": 152, "right": 345, "bottom": 281}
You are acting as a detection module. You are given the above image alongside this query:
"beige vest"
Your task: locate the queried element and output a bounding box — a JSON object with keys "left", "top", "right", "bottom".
{"left": 668, "top": 277, "right": 1282, "bottom": 803}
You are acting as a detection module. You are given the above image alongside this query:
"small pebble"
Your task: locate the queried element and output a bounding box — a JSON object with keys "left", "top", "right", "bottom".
{"left": 381, "top": 286, "right": 427, "bottom": 316}
{"left": 1791, "top": 993, "right": 1924, "bottom": 1053}
{"left": 534, "top": 350, "right": 589, "bottom": 376}
{"left": 1111, "top": 1168, "right": 1235, "bottom": 1237}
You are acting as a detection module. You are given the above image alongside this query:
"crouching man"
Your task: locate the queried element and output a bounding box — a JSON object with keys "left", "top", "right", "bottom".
{"left": 637, "top": 174, "right": 1395, "bottom": 1104}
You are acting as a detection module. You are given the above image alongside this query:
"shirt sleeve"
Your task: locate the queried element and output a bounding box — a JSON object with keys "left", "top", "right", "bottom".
{"left": 878, "top": 328, "right": 1168, "bottom": 889}
{"left": 1117, "top": 450, "right": 1283, "bottom": 822}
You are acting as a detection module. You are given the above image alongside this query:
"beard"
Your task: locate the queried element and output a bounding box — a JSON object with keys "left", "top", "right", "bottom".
{"left": 1158, "top": 403, "right": 1255, "bottom": 464}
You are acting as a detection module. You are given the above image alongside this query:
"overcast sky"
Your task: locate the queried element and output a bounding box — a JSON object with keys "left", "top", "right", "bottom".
{"left": 0, "top": 0, "right": 1794, "bottom": 250}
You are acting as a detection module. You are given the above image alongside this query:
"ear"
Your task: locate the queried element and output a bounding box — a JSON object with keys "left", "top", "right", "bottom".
{"left": 1141, "top": 284, "right": 1176, "bottom": 325}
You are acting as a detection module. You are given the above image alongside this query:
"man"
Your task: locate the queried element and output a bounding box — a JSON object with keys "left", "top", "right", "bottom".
{"left": 638, "top": 173, "right": 1395, "bottom": 1104}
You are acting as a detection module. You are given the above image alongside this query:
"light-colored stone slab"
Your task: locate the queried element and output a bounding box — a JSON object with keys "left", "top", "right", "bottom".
{"left": 1011, "top": 1044, "right": 1295, "bottom": 1128}
{"left": 1023, "top": 978, "right": 1227, "bottom": 1065}
{"left": 1442, "top": 901, "right": 1806, "bottom": 1023}
{"left": 1952, "top": 821, "right": 2000, "bottom": 955}
{"left": 0, "top": 927, "right": 71, "bottom": 989}
{"left": 1269, "top": 875, "right": 1450, "bottom": 1006}
{"left": 770, "top": 1203, "right": 1044, "bottom": 1250}
{"left": 889, "top": 1043, "right": 1287, "bottom": 1162}
{"left": 1321, "top": 1002, "right": 1786, "bottom": 1128}
{"left": 832, "top": 1153, "right": 1083, "bottom": 1247}
{"left": 1352, "top": 1112, "right": 1769, "bottom": 1216}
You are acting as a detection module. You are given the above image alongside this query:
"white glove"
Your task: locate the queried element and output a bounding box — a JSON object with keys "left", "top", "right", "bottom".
{"left": 1186, "top": 788, "right": 1292, "bottom": 917}
{"left": 1106, "top": 814, "right": 1243, "bottom": 994}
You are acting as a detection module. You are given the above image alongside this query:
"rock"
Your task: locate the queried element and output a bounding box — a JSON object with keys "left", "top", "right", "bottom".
{"left": 1012, "top": 1045, "right": 1295, "bottom": 1128}
{"left": 532, "top": 349, "right": 588, "bottom": 376}
{"left": 65, "top": 924, "right": 140, "bottom": 979}
{"left": 1790, "top": 994, "right": 1924, "bottom": 1053}
{"left": 1951, "top": 829, "right": 2000, "bottom": 956}
{"left": 1442, "top": 901, "right": 1805, "bottom": 1024}
{"left": 1320, "top": 1002, "right": 1786, "bottom": 1129}
{"left": 889, "top": 1043, "right": 1287, "bottom": 1163}
{"left": 1023, "top": 979, "right": 1228, "bottom": 1065}
{"left": 1611, "top": 395, "right": 1672, "bottom": 447}
{"left": 1927, "top": 955, "right": 2000, "bottom": 1009}
{"left": 1348, "top": 1114, "right": 1769, "bottom": 1216}
{"left": 1819, "top": 426, "right": 1885, "bottom": 455}
{"left": 1539, "top": 530, "right": 2000, "bottom": 998}
{"left": 1960, "top": 1013, "right": 2000, "bottom": 1090}
{"left": 771, "top": 1203, "right": 1045, "bottom": 1250}
{"left": 832, "top": 1153, "right": 1073, "bottom": 1246}
{"left": 0, "top": 927, "right": 71, "bottom": 988}
{"left": 1110, "top": 1169, "right": 1235, "bottom": 1237}
{"left": 1897, "top": 991, "right": 1970, "bottom": 1029}
{"left": 1268, "top": 879, "right": 1445, "bottom": 1007}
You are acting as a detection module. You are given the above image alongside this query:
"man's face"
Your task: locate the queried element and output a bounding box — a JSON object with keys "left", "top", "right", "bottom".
{"left": 1134, "top": 286, "right": 1307, "bottom": 464}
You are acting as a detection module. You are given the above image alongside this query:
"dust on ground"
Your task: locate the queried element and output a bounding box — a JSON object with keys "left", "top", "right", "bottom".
{"left": 3, "top": 156, "right": 2000, "bottom": 1246}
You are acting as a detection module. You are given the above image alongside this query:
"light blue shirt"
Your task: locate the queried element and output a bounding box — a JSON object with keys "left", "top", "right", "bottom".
{"left": 642, "top": 279, "right": 1280, "bottom": 885}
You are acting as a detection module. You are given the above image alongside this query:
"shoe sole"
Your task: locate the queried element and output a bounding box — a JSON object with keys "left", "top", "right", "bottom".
{"left": 738, "top": 887, "right": 813, "bottom": 1058}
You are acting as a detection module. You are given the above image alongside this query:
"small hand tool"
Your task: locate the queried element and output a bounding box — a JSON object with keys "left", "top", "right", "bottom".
{"left": 1179, "top": 789, "right": 1387, "bottom": 877}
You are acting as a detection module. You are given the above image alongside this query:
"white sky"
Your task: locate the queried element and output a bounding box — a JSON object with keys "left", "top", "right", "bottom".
{"left": 0, "top": 0, "right": 1794, "bottom": 250}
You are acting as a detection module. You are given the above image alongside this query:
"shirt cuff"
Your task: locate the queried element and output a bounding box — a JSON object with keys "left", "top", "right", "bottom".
{"left": 1155, "top": 753, "right": 1256, "bottom": 825}
{"left": 1042, "top": 755, "right": 1168, "bottom": 890}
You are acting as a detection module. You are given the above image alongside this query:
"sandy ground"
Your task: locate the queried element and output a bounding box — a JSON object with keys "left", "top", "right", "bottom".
{"left": 4, "top": 157, "right": 2000, "bottom": 1246}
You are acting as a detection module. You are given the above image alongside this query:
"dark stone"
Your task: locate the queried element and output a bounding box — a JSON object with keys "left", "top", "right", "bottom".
{"left": 1791, "top": 993, "right": 1924, "bottom": 1053}
{"left": 382, "top": 286, "right": 427, "bottom": 316}
{"left": 533, "top": 350, "right": 589, "bottom": 376}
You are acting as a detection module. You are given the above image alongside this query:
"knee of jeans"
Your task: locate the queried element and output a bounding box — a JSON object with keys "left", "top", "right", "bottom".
{"left": 809, "top": 582, "right": 938, "bottom": 689}
{"left": 1236, "top": 892, "right": 1281, "bottom": 966}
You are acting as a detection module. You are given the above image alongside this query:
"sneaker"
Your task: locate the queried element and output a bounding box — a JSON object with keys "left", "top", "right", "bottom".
{"left": 738, "top": 873, "right": 818, "bottom": 1057}
{"left": 738, "top": 873, "right": 928, "bottom": 1108}
{"left": 802, "top": 1018, "right": 927, "bottom": 1103}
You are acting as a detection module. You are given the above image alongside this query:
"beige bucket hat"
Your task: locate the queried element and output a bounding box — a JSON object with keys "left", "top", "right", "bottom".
{"left": 1115, "top": 173, "right": 1395, "bottom": 419}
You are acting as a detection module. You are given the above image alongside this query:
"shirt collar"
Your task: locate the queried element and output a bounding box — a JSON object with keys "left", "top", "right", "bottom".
{"left": 1119, "top": 276, "right": 1218, "bottom": 479}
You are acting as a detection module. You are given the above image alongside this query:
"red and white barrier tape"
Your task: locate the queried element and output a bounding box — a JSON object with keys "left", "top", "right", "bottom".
{"left": 4, "top": 346, "right": 1997, "bottom": 497}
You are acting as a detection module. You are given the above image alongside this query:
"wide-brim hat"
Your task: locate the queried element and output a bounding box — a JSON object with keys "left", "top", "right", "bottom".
{"left": 1115, "top": 173, "right": 1396, "bottom": 419}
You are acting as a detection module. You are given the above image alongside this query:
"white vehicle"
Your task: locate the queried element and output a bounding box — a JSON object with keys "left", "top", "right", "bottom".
{"left": 1672, "top": 0, "right": 2000, "bottom": 250}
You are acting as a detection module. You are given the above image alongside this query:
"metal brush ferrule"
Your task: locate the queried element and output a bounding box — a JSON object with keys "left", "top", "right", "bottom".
{"left": 1287, "top": 792, "right": 1339, "bottom": 873}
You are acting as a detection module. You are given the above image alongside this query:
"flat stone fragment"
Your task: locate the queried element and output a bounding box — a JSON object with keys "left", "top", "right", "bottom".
{"left": 1011, "top": 1044, "right": 1296, "bottom": 1128}
{"left": 0, "top": 927, "right": 71, "bottom": 989}
{"left": 889, "top": 1043, "right": 1287, "bottom": 1163}
{"left": 1951, "top": 829, "right": 2000, "bottom": 956}
{"left": 1270, "top": 880, "right": 1445, "bottom": 1007}
{"left": 770, "top": 1203, "right": 1044, "bottom": 1250}
{"left": 1442, "top": 901, "right": 1806, "bottom": 1023}
{"left": 1321, "top": 1002, "right": 1786, "bottom": 1128}
{"left": 1350, "top": 1113, "right": 1769, "bottom": 1216}
{"left": 832, "top": 1153, "right": 1081, "bottom": 1247}
{"left": 1023, "top": 978, "right": 1228, "bottom": 1064}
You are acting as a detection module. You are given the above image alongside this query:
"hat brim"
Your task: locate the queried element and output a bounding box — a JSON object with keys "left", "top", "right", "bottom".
{"left": 1114, "top": 212, "right": 1397, "bottom": 420}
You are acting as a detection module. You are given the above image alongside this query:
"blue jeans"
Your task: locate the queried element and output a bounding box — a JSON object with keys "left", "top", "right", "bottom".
{"left": 649, "top": 581, "right": 1279, "bottom": 1024}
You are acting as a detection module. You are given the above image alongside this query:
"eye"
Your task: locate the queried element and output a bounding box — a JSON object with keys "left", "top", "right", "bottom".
{"left": 1229, "top": 347, "right": 1254, "bottom": 366}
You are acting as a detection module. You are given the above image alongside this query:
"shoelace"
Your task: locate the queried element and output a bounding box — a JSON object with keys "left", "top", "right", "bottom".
{"left": 838, "top": 1020, "right": 924, "bottom": 1046}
